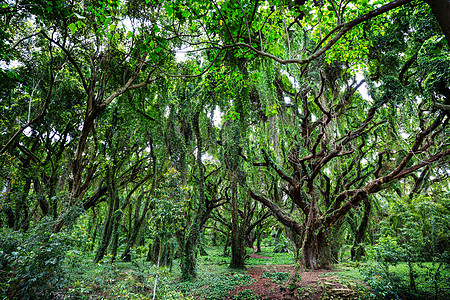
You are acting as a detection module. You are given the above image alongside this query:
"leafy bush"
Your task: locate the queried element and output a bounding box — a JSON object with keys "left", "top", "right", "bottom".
{"left": 0, "top": 220, "right": 71, "bottom": 299}
{"left": 363, "top": 195, "right": 450, "bottom": 299}
{"left": 366, "top": 236, "right": 404, "bottom": 267}
{"left": 273, "top": 236, "right": 291, "bottom": 253}
{"left": 235, "top": 289, "right": 260, "bottom": 300}
{"left": 360, "top": 264, "right": 403, "bottom": 300}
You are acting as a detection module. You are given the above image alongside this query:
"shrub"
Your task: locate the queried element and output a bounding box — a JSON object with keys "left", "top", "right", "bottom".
{"left": 360, "top": 264, "right": 403, "bottom": 300}
{"left": 0, "top": 219, "right": 71, "bottom": 299}
{"left": 273, "top": 236, "right": 291, "bottom": 253}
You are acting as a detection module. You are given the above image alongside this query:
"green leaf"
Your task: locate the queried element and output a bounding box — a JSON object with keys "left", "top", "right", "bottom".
{"left": 68, "top": 23, "right": 77, "bottom": 34}
{"left": 182, "top": 9, "right": 191, "bottom": 18}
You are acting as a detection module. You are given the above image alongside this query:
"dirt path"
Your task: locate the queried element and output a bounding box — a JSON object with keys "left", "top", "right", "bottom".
{"left": 226, "top": 265, "right": 358, "bottom": 300}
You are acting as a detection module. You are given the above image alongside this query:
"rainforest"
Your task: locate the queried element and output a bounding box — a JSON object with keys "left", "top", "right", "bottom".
{"left": 0, "top": 0, "right": 449, "bottom": 299}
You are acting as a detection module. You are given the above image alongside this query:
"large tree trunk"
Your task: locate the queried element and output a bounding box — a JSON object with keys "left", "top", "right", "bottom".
{"left": 229, "top": 224, "right": 246, "bottom": 268}
{"left": 425, "top": 0, "right": 450, "bottom": 46}
{"left": 301, "top": 229, "right": 335, "bottom": 270}
{"left": 178, "top": 229, "right": 200, "bottom": 281}
{"left": 301, "top": 229, "right": 318, "bottom": 270}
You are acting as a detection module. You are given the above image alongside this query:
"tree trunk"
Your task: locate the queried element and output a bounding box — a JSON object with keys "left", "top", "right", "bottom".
{"left": 93, "top": 207, "right": 114, "bottom": 263}
{"left": 120, "top": 218, "right": 143, "bottom": 262}
{"left": 109, "top": 209, "right": 122, "bottom": 263}
{"left": 146, "top": 236, "right": 173, "bottom": 267}
{"left": 351, "top": 200, "right": 371, "bottom": 261}
{"left": 33, "top": 180, "right": 49, "bottom": 216}
{"left": 302, "top": 232, "right": 318, "bottom": 270}
{"left": 90, "top": 211, "right": 99, "bottom": 251}
{"left": 223, "top": 234, "right": 230, "bottom": 257}
{"left": 229, "top": 225, "right": 246, "bottom": 268}
{"left": 179, "top": 234, "right": 198, "bottom": 281}
{"left": 17, "top": 178, "right": 31, "bottom": 231}
{"left": 245, "top": 232, "right": 256, "bottom": 249}
{"left": 93, "top": 178, "right": 117, "bottom": 263}
{"left": 425, "top": 0, "right": 450, "bottom": 46}
{"left": 229, "top": 183, "right": 246, "bottom": 269}
{"left": 256, "top": 226, "right": 262, "bottom": 253}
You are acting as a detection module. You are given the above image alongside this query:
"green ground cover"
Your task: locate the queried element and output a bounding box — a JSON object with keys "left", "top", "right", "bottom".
{"left": 61, "top": 245, "right": 450, "bottom": 299}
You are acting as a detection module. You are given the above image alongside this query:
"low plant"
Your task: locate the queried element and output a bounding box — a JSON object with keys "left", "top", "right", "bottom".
{"left": 261, "top": 271, "right": 290, "bottom": 283}
{"left": 235, "top": 288, "right": 260, "bottom": 300}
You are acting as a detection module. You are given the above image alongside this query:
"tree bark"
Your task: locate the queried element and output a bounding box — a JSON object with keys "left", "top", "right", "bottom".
{"left": 93, "top": 202, "right": 114, "bottom": 263}
{"left": 425, "top": 0, "right": 450, "bottom": 46}
{"left": 351, "top": 199, "right": 371, "bottom": 261}
{"left": 94, "top": 167, "right": 119, "bottom": 263}
{"left": 229, "top": 184, "right": 246, "bottom": 269}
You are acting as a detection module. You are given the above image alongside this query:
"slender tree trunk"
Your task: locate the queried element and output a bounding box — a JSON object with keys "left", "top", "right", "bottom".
{"left": 256, "top": 226, "right": 262, "bottom": 253}
{"left": 17, "top": 178, "right": 31, "bottom": 231}
{"left": 223, "top": 234, "right": 230, "bottom": 257}
{"left": 121, "top": 218, "right": 143, "bottom": 262}
{"left": 147, "top": 236, "right": 174, "bottom": 267}
{"left": 90, "top": 210, "right": 100, "bottom": 251}
{"left": 245, "top": 233, "right": 256, "bottom": 249}
{"left": 3, "top": 180, "right": 15, "bottom": 228}
{"left": 33, "top": 180, "right": 49, "bottom": 216}
{"left": 93, "top": 168, "right": 118, "bottom": 263}
{"left": 109, "top": 209, "right": 122, "bottom": 263}
{"left": 178, "top": 112, "right": 209, "bottom": 280}
{"left": 408, "top": 261, "right": 417, "bottom": 293}
{"left": 152, "top": 239, "right": 162, "bottom": 300}
{"left": 93, "top": 204, "right": 114, "bottom": 263}
{"left": 229, "top": 184, "right": 246, "bottom": 269}
{"left": 351, "top": 199, "right": 371, "bottom": 261}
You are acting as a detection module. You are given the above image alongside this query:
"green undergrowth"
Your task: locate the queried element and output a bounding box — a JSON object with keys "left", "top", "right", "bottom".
{"left": 65, "top": 246, "right": 285, "bottom": 299}
{"left": 318, "top": 261, "right": 450, "bottom": 299}
{"left": 261, "top": 271, "right": 290, "bottom": 284}
{"left": 61, "top": 245, "right": 450, "bottom": 299}
{"left": 167, "top": 273, "right": 255, "bottom": 300}
{"left": 358, "top": 261, "right": 450, "bottom": 299}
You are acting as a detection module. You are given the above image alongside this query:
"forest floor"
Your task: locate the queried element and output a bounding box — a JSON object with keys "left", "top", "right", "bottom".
{"left": 224, "top": 261, "right": 365, "bottom": 300}
{"left": 63, "top": 246, "right": 370, "bottom": 299}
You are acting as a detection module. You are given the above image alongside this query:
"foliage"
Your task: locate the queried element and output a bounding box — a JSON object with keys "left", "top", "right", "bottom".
{"left": 360, "top": 261, "right": 450, "bottom": 300}
{"left": 360, "top": 263, "right": 404, "bottom": 300}
{"left": 170, "top": 272, "right": 255, "bottom": 300}
{"left": 0, "top": 221, "right": 71, "bottom": 299}
{"left": 261, "top": 271, "right": 291, "bottom": 284}
{"left": 234, "top": 289, "right": 261, "bottom": 300}
{"left": 360, "top": 193, "right": 450, "bottom": 299}
{"left": 272, "top": 235, "right": 292, "bottom": 254}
